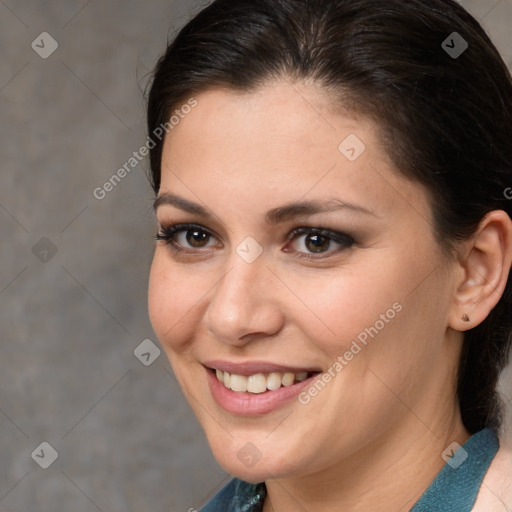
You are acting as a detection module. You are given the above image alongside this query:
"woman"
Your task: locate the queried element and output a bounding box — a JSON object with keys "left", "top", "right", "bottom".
{"left": 146, "top": 0, "right": 512, "bottom": 510}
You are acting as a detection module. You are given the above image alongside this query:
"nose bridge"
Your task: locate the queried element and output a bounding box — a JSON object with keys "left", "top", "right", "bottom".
{"left": 204, "top": 250, "right": 282, "bottom": 344}
{"left": 217, "top": 256, "right": 259, "bottom": 310}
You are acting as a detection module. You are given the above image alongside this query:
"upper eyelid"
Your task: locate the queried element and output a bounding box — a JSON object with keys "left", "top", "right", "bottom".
{"left": 157, "top": 222, "right": 348, "bottom": 238}
{"left": 288, "top": 226, "right": 352, "bottom": 237}
{"left": 157, "top": 223, "right": 220, "bottom": 241}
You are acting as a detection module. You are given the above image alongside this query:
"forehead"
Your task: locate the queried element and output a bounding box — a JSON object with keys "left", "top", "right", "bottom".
{"left": 159, "top": 81, "right": 431, "bottom": 225}
{"left": 162, "top": 81, "right": 358, "bottom": 169}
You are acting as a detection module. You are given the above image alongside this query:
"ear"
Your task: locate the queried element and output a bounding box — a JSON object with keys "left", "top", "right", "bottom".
{"left": 449, "top": 210, "right": 512, "bottom": 331}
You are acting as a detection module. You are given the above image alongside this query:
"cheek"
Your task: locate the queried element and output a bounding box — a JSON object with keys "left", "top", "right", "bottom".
{"left": 291, "top": 249, "right": 448, "bottom": 392}
{"left": 148, "top": 253, "right": 207, "bottom": 354}
{"left": 286, "top": 260, "right": 405, "bottom": 358}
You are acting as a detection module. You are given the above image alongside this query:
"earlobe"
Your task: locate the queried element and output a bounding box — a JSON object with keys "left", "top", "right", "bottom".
{"left": 449, "top": 210, "right": 512, "bottom": 332}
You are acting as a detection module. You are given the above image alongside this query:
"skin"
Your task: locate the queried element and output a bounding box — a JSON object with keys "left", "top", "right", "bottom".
{"left": 474, "top": 439, "right": 512, "bottom": 511}
{"left": 148, "top": 80, "right": 512, "bottom": 511}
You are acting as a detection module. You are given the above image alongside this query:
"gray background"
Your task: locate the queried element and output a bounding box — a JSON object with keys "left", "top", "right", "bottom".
{"left": 0, "top": 1, "right": 511, "bottom": 511}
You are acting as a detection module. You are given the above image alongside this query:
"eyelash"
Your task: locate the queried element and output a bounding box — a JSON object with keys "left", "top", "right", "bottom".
{"left": 154, "top": 223, "right": 355, "bottom": 259}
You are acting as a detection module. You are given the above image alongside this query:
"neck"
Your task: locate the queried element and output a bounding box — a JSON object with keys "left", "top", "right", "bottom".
{"left": 263, "top": 411, "right": 470, "bottom": 512}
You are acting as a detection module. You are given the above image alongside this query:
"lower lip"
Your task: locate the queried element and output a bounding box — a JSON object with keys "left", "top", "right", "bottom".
{"left": 206, "top": 367, "right": 317, "bottom": 416}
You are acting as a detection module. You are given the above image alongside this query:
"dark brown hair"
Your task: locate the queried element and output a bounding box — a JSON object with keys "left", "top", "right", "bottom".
{"left": 147, "top": 0, "right": 512, "bottom": 433}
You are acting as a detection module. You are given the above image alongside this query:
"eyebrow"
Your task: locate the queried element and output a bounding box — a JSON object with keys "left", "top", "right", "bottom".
{"left": 153, "top": 192, "right": 378, "bottom": 224}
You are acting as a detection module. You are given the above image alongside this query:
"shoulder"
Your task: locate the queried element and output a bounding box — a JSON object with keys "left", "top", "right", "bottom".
{"left": 473, "top": 438, "right": 512, "bottom": 511}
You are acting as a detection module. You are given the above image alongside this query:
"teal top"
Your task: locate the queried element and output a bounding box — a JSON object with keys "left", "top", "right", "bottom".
{"left": 200, "top": 429, "right": 499, "bottom": 511}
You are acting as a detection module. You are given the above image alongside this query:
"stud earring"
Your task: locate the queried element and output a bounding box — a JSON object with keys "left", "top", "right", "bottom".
{"left": 461, "top": 313, "right": 470, "bottom": 322}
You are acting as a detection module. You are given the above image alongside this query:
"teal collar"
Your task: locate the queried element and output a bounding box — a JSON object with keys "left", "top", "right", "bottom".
{"left": 201, "top": 428, "right": 498, "bottom": 511}
{"left": 411, "top": 428, "right": 498, "bottom": 511}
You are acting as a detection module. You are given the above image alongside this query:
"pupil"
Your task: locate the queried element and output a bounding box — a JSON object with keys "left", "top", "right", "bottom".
{"left": 306, "top": 234, "right": 330, "bottom": 253}
{"left": 187, "top": 230, "right": 209, "bottom": 247}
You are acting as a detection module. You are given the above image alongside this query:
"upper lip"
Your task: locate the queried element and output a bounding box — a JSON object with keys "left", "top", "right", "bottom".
{"left": 203, "top": 360, "right": 321, "bottom": 376}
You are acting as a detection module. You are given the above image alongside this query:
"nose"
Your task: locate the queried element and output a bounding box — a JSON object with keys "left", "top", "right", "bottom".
{"left": 203, "top": 255, "right": 285, "bottom": 347}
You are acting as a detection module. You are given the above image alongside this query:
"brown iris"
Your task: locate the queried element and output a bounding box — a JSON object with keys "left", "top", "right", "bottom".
{"left": 186, "top": 229, "right": 210, "bottom": 247}
{"left": 304, "top": 233, "right": 330, "bottom": 253}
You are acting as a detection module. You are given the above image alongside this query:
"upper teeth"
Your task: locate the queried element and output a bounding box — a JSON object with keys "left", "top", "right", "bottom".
{"left": 215, "top": 369, "right": 309, "bottom": 393}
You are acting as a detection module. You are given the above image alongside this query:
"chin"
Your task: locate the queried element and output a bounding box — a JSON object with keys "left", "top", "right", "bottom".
{"left": 207, "top": 435, "right": 304, "bottom": 483}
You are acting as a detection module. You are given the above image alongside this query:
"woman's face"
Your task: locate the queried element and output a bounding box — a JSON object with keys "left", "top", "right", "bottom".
{"left": 148, "top": 81, "right": 463, "bottom": 482}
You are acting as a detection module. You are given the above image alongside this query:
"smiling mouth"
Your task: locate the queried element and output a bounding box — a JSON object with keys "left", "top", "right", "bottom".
{"left": 211, "top": 368, "right": 320, "bottom": 393}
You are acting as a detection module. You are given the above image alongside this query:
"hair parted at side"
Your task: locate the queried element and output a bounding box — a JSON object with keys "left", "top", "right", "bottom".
{"left": 146, "top": 0, "right": 512, "bottom": 433}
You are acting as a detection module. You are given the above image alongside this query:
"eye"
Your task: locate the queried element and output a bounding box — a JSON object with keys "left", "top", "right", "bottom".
{"left": 155, "top": 223, "right": 354, "bottom": 258}
{"left": 155, "top": 223, "right": 218, "bottom": 251}
{"left": 285, "top": 227, "right": 355, "bottom": 257}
